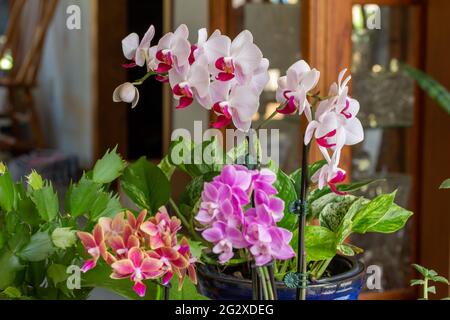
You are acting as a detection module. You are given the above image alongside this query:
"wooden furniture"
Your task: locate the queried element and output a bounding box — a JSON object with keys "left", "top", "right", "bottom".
{"left": 0, "top": 0, "right": 58, "bottom": 153}
{"left": 209, "top": 0, "right": 450, "bottom": 300}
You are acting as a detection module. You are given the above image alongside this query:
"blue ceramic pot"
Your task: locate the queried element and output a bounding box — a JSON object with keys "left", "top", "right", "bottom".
{"left": 197, "top": 256, "right": 365, "bottom": 300}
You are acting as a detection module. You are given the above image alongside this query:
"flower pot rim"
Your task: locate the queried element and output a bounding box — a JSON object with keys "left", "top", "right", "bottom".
{"left": 197, "top": 255, "right": 365, "bottom": 290}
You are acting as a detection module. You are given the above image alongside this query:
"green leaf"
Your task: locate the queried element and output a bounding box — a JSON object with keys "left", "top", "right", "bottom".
{"left": 410, "top": 279, "right": 426, "bottom": 286}
{"left": 89, "top": 192, "right": 122, "bottom": 221}
{"left": 30, "top": 182, "right": 59, "bottom": 222}
{"left": 308, "top": 179, "right": 379, "bottom": 204}
{"left": 179, "top": 172, "right": 219, "bottom": 209}
{"left": 402, "top": 64, "right": 450, "bottom": 115}
{"left": 47, "top": 264, "right": 69, "bottom": 286}
{"left": 440, "top": 179, "right": 450, "bottom": 189}
{"left": 352, "top": 192, "right": 397, "bottom": 234}
{"left": 7, "top": 223, "right": 31, "bottom": 253}
{"left": 18, "top": 232, "right": 54, "bottom": 262}
{"left": 318, "top": 195, "right": 358, "bottom": 232}
{"left": 120, "top": 157, "right": 171, "bottom": 214}
{"left": 169, "top": 277, "right": 209, "bottom": 300}
{"left": 0, "top": 231, "right": 5, "bottom": 251}
{"left": 0, "top": 250, "right": 23, "bottom": 290}
{"left": 2, "top": 287, "right": 22, "bottom": 298}
{"left": 81, "top": 261, "right": 157, "bottom": 300}
{"left": 26, "top": 170, "right": 44, "bottom": 191}
{"left": 431, "top": 275, "right": 450, "bottom": 285}
{"left": 158, "top": 156, "right": 176, "bottom": 180}
{"left": 364, "top": 204, "right": 413, "bottom": 234}
{"left": 304, "top": 226, "right": 337, "bottom": 262}
{"left": 51, "top": 228, "right": 77, "bottom": 249}
{"left": 65, "top": 180, "right": 99, "bottom": 217}
{"left": 337, "top": 244, "right": 355, "bottom": 256}
{"left": 15, "top": 183, "right": 40, "bottom": 227}
{"left": 412, "top": 264, "right": 430, "bottom": 277}
{"left": 0, "top": 168, "right": 17, "bottom": 212}
{"left": 335, "top": 198, "right": 369, "bottom": 244}
{"left": 428, "top": 286, "right": 437, "bottom": 294}
{"left": 92, "top": 146, "right": 125, "bottom": 184}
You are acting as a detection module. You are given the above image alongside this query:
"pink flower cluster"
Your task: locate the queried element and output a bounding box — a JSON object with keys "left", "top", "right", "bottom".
{"left": 195, "top": 165, "right": 295, "bottom": 266}
{"left": 77, "top": 209, "right": 197, "bottom": 297}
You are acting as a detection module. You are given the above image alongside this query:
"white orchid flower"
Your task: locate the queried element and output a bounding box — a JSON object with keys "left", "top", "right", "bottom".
{"left": 168, "top": 55, "right": 211, "bottom": 110}
{"left": 122, "top": 25, "right": 155, "bottom": 67}
{"left": 311, "top": 161, "right": 347, "bottom": 195}
{"left": 276, "top": 60, "right": 320, "bottom": 120}
{"left": 206, "top": 30, "right": 263, "bottom": 84}
{"left": 113, "top": 82, "right": 140, "bottom": 108}
{"left": 154, "top": 24, "right": 191, "bottom": 74}
{"left": 211, "top": 84, "right": 260, "bottom": 132}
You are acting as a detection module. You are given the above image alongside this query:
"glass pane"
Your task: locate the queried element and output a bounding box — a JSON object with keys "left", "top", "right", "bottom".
{"left": 351, "top": 4, "right": 419, "bottom": 292}
{"left": 229, "top": 0, "right": 302, "bottom": 172}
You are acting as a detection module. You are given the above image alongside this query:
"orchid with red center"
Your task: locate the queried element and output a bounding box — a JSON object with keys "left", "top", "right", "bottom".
{"left": 276, "top": 60, "right": 320, "bottom": 119}
{"left": 77, "top": 209, "right": 197, "bottom": 297}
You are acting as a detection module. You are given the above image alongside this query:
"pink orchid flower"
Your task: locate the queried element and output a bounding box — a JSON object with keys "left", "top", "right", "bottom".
{"left": 147, "top": 246, "right": 189, "bottom": 287}
{"left": 140, "top": 210, "right": 181, "bottom": 249}
{"left": 77, "top": 225, "right": 109, "bottom": 272}
{"left": 126, "top": 210, "right": 148, "bottom": 234}
{"left": 276, "top": 60, "right": 320, "bottom": 119}
{"left": 122, "top": 25, "right": 155, "bottom": 68}
{"left": 154, "top": 24, "right": 191, "bottom": 74}
{"left": 211, "top": 85, "right": 260, "bottom": 132}
{"left": 169, "top": 55, "right": 210, "bottom": 109}
{"left": 196, "top": 182, "right": 232, "bottom": 227}
{"left": 98, "top": 212, "right": 127, "bottom": 241}
{"left": 177, "top": 237, "right": 198, "bottom": 288}
{"left": 111, "top": 247, "right": 164, "bottom": 297}
{"left": 202, "top": 221, "right": 248, "bottom": 264}
{"left": 109, "top": 227, "right": 140, "bottom": 260}
{"left": 207, "top": 30, "right": 263, "bottom": 83}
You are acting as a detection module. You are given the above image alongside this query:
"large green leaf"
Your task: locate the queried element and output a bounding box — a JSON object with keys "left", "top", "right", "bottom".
{"left": 402, "top": 64, "right": 450, "bottom": 115}
{"left": 0, "top": 250, "right": 23, "bottom": 290}
{"left": 7, "top": 222, "right": 31, "bottom": 254}
{"left": 364, "top": 204, "right": 413, "bottom": 234}
{"left": 30, "top": 183, "right": 59, "bottom": 222}
{"left": 0, "top": 169, "right": 17, "bottom": 213}
{"left": 179, "top": 172, "right": 219, "bottom": 210}
{"left": 65, "top": 180, "right": 99, "bottom": 217}
{"left": 47, "top": 264, "right": 69, "bottom": 286}
{"left": 304, "top": 226, "right": 337, "bottom": 262}
{"left": 351, "top": 192, "right": 396, "bottom": 234}
{"left": 335, "top": 198, "right": 369, "bottom": 244}
{"left": 169, "top": 278, "right": 209, "bottom": 300}
{"left": 120, "top": 157, "right": 171, "bottom": 214}
{"left": 268, "top": 162, "right": 298, "bottom": 230}
{"left": 92, "top": 146, "right": 126, "bottom": 184}
{"left": 158, "top": 156, "right": 176, "bottom": 180}
{"left": 18, "top": 232, "right": 54, "bottom": 262}
{"left": 318, "top": 195, "right": 358, "bottom": 232}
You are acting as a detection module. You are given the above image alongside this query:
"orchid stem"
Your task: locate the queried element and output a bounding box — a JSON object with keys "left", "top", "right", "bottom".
{"left": 168, "top": 198, "right": 198, "bottom": 240}
{"left": 256, "top": 102, "right": 287, "bottom": 130}
{"left": 132, "top": 71, "right": 157, "bottom": 86}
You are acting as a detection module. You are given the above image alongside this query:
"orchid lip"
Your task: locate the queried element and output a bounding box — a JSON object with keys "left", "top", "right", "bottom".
{"left": 341, "top": 100, "right": 352, "bottom": 119}
{"left": 317, "top": 130, "right": 337, "bottom": 148}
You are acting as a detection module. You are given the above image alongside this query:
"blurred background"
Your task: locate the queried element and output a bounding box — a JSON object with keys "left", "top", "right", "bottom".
{"left": 0, "top": 0, "right": 449, "bottom": 299}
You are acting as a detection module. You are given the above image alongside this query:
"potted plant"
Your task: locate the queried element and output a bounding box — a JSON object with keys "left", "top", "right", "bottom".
{"left": 110, "top": 24, "right": 413, "bottom": 300}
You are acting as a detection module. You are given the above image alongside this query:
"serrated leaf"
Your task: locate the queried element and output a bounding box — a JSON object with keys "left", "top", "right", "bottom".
{"left": 7, "top": 223, "right": 30, "bottom": 253}
{"left": 92, "top": 146, "right": 125, "bottom": 184}
{"left": 18, "top": 232, "right": 54, "bottom": 262}
{"left": 427, "top": 286, "right": 436, "bottom": 294}
{"left": 412, "top": 264, "right": 430, "bottom": 277}
{"left": 65, "top": 180, "right": 99, "bottom": 217}
{"left": 0, "top": 250, "right": 23, "bottom": 290}
{"left": 440, "top": 179, "right": 450, "bottom": 189}
{"left": 30, "top": 183, "right": 59, "bottom": 222}
{"left": 26, "top": 170, "right": 43, "bottom": 191}
{"left": 120, "top": 157, "right": 171, "bottom": 214}
{"left": 15, "top": 183, "right": 40, "bottom": 226}
{"left": 89, "top": 192, "right": 122, "bottom": 221}
{"left": 0, "top": 168, "right": 17, "bottom": 212}
{"left": 47, "top": 264, "right": 69, "bottom": 286}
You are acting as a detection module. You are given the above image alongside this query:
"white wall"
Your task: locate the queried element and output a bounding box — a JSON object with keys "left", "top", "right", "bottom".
{"left": 35, "top": 0, "right": 94, "bottom": 167}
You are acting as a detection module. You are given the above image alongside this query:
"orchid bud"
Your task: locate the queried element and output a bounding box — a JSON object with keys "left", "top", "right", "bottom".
{"left": 52, "top": 228, "right": 77, "bottom": 249}
{"left": 113, "top": 82, "right": 140, "bottom": 108}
